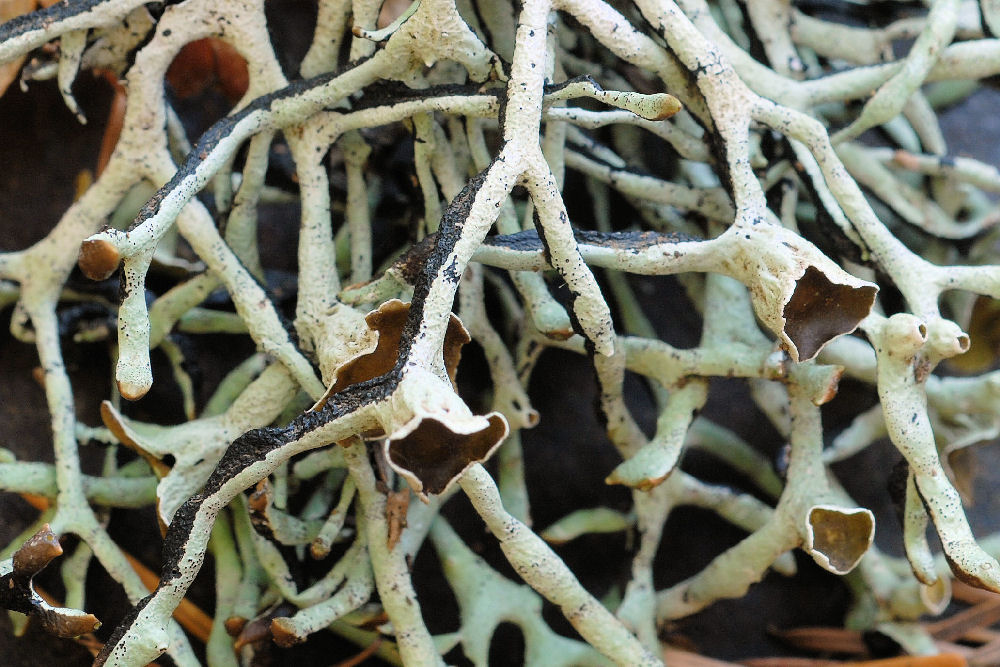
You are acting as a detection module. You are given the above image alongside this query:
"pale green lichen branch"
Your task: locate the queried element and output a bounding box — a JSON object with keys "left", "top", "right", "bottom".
{"left": 4, "top": 0, "right": 1000, "bottom": 664}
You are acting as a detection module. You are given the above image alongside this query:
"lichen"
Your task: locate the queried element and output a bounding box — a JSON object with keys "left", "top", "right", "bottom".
{"left": 2, "top": 0, "right": 1000, "bottom": 664}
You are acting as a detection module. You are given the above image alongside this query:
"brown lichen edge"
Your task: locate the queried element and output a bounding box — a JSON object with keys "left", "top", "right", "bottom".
{"left": 78, "top": 238, "right": 121, "bottom": 281}
{"left": 783, "top": 266, "right": 878, "bottom": 362}
{"left": 386, "top": 413, "right": 509, "bottom": 499}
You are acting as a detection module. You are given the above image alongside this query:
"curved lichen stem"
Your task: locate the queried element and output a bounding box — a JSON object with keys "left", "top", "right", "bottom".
{"left": 459, "top": 464, "right": 661, "bottom": 666}
{"left": 342, "top": 439, "right": 442, "bottom": 666}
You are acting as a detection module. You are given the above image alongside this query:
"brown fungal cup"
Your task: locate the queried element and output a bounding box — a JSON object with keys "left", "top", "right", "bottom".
{"left": 78, "top": 238, "right": 121, "bottom": 281}
{"left": 385, "top": 414, "right": 508, "bottom": 496}
{"left": 803, "top": 505, "right": 875, "bottom": 575}
{"left": 782, "top": 266, "right": 879, "bottom": 363}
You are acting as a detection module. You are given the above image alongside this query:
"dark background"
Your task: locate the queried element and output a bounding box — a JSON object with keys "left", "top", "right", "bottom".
{"left": 3, "top": 2, "right": 1000, "bottom": 664}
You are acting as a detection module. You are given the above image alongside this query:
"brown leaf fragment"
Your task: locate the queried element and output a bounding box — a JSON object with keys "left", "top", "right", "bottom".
{"left": 211, "top": 39, "right": 249, "bottom": 103}
{"left": 385, "top": 488, "right": 410, "bottom": 550}
{"left": 166, "top": 39, "right": 215, "bottom": 98}
{"left": 166, "top": 38, "right": 248, "bottom": 103}
{"left": 926, "top": 597, "right": 1000, "bottom": 642}
{"left": 741, "top": 656, "right": 967, "bottom": 667}
{"left": 969, "top": 637, "right": 1000, "bottom": 666}
{"left": 768, "top": 625, "right": 868, "bottom": 654}
{"left": 0, "top": 53, "right": 28, "bottom": 98}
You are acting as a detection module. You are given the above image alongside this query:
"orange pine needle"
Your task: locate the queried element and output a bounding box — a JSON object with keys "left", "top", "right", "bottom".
{"left": 19, "top": 493, "right": 50, "bottom": 511}
{"left": 95, "top": 71, "right": 127, "bottom": 176}
{"left": 123, "top": 551, "right": 213, "bottom": 643}
{"left": 662, "top": 646, "right": 742, "bottom": 666}
{"left": 740, "top": 654, "right": 968, "bottom": 667}
{"left": 332, "top": 637, "right": 384, "bottom": 667}
{"left": 0, "top": 0, "right": 35, "bottom": 97}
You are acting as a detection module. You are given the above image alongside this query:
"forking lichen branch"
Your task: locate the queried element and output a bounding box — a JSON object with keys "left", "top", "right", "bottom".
{"left": 2, "top": 0, "right": 1000, "bottom": 663}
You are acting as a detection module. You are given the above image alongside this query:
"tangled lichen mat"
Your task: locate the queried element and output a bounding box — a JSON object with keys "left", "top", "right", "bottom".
{"left": 2, "top": 0, "right": 1000, "bottom": 664}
